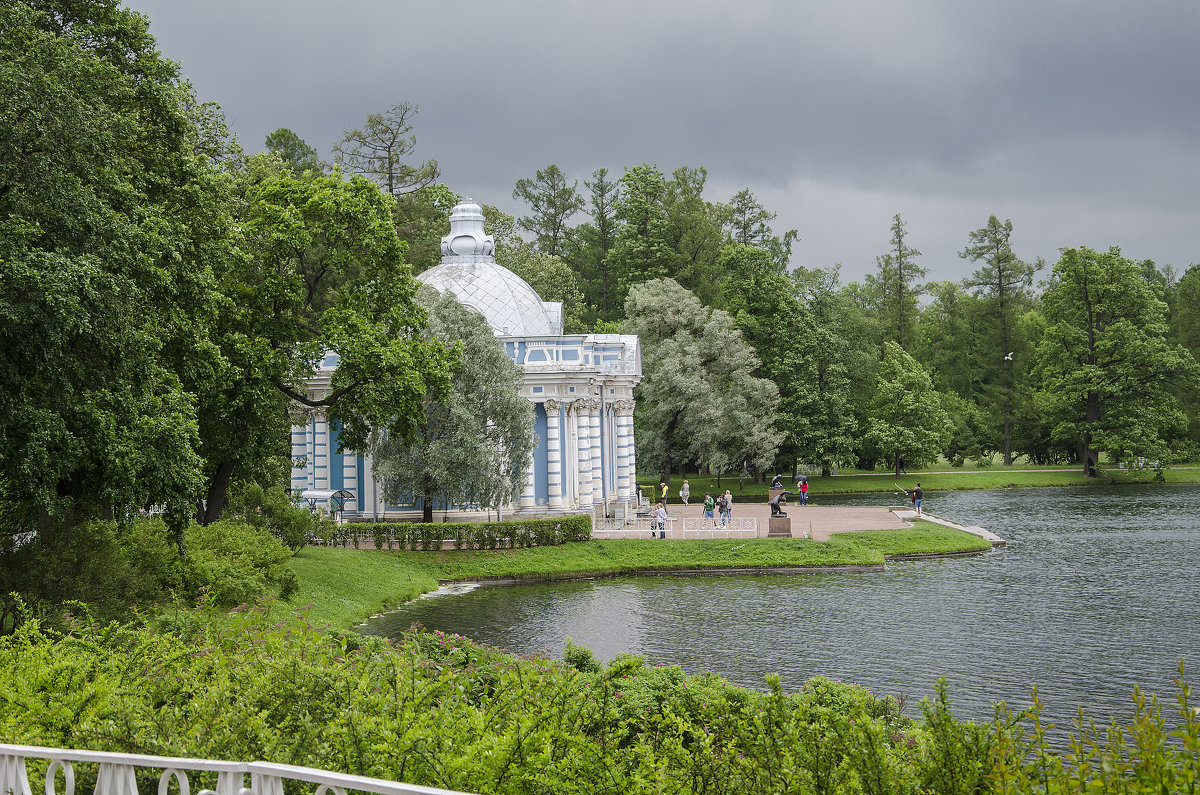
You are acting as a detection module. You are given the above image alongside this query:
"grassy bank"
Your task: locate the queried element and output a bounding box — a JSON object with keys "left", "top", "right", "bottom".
{"left": 283, "top": 522, "right": 993, "bottom": 629}
{"left": 651, "top": 462, "right": 1200, "bottom": 503}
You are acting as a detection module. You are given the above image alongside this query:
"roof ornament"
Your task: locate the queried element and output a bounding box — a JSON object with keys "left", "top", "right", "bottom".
{"left": 440, "top": 197, "right": 495, "bottom": 258}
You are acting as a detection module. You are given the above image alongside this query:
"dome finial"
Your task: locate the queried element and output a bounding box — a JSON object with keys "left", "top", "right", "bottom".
{"left": 441, "top": 198, "right": 495, "bottom": 258}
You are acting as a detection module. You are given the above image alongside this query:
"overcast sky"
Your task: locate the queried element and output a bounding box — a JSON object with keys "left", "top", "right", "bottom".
{"left": 124, "top": 0, "right": 1199, "bottom": 285}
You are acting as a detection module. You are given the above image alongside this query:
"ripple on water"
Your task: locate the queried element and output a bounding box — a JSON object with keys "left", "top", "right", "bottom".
{"left": 361, "top": 485, "right": 1200, "bottom": 730}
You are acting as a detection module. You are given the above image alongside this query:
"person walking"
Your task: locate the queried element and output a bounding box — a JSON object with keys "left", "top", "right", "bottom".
{"left": 660, "top": 482, "right": 668, "bottom": 502}
{"left": 679, "top": 480, "right": 691, "bottom": 506}
{"left": 799, "top": 477, "right": 809, "bottom": 505}
{"left": 652, "top": 501, "right": 668, "bottom": 538}
{"left": 723, "top": 489, "right": 733, "bottom": 525}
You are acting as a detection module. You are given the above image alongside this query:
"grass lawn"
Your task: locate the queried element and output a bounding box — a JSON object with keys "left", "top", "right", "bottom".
{"left": 652, "top": 461, "right": 1200, "bottom": 503}
{"left": 282, "top": 521, "right": 993, "bottom": 630}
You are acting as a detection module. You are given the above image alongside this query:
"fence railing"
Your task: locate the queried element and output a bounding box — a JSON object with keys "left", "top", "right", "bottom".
{"left": 0, "top": 743, "right": 474, "bottom": 795}
{"left": 591, "top": 515, "right": 758, "bottom": 539}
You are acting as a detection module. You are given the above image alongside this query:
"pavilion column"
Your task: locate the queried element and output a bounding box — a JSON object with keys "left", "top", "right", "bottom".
{"left": 614, "top": 399, "right": 635, "bottom": 500}
{"left": 519, "top": 453, "right": 536, "bottom": 510}
{"left": 590, "top": 400, "right": 604, "bottom": 508}
{"left": 545, "top": 399, "right": 563, "bottom": 508}
{"left": 574, "top": 399, "right": 593, "bottom": 508}
{"left": 314, "top": 410, "right": 330, "bottom": 490}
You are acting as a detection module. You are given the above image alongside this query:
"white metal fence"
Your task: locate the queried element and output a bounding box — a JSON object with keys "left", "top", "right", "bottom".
{"left": 0, "top": 743, "right": 474, "bottom": 795}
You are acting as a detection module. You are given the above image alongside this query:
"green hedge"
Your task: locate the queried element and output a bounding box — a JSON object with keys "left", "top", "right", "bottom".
{"left": 318, "top": 514, "right": 593, "bottom": 551}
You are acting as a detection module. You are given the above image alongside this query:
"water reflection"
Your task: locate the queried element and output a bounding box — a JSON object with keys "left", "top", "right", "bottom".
{"left": 362, "top": 485, "right": 1200, "bottom": 727}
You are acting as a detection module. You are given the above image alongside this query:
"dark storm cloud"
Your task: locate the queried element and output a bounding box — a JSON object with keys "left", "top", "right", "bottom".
{"left": 126, "top": 0, "right": 1200, "bottom": 281}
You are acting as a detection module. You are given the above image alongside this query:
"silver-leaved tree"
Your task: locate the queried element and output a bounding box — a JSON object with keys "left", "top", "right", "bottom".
{"left": 370, "top": 286, "right": 536, "bottom": 522}
{"left": 624, "top": 278, "right": 780, "bottom": 487}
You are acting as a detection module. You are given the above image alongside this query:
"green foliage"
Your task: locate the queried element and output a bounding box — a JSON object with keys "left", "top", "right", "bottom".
{"left": 0, "top": 0, "right": 228, "bottom": 528}
{"left": 571, "top": 168, "right": 622, "bottom": 321}
{"left": 7, "top": 610, "right": 1193, "bottom": 792}
{"left": 1034, "top": 246, "right": 1200, "bottom": 475}
{"left": 608, "top": 163, "right": 674, "bottom": 306}
{"left": 0, "top": 515, "right": 295, "bottom": 628}
{"left": 866, "top": 214, "right": 926, "bottom": 351}
{"left": 563, "top": 638, "right": 603, "bottom": 673}
{"left": 224, "top": 480, "right": 333, "bottom": 554}
{"left": 370, "top": 286, "right": 535, "bottom": 522}
{"left": 331, "top": 101, "right": 438, "bottom": 197}
{"left": 263, "top": 127, "right": 324, "bottom": 174}
{"left": 316, "top": 514, "right": 592, "bottom": 552}
{"left": 183, "top": 520, "right": 296, "bottom": 607}
{"left": 511, "top": 163, "right": 584, "bottom": 257}
{"left": 489, "top": 206, "right": 589, "bottom": 333}
{"left": 624, "top": 278, "right": 780, "bottom": 480}
{"left": 865, "top": 342, "right": 952, "bottom": 474}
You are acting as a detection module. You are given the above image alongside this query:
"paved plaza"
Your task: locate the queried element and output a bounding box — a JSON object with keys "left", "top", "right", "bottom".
{"left": 667, "top": 501, "right": 912, "bottom": 541}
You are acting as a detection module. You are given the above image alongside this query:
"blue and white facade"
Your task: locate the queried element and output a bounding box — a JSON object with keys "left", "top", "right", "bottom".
{"left": 290, "top": 200, "right": 642, "bottom": 518}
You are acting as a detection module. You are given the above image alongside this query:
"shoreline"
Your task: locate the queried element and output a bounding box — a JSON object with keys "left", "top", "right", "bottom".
{"left": 429, "top": 553, "right": 994, "bottom": 588}
{"left": 285, "top": 521, "right": 998, "bottom": 631}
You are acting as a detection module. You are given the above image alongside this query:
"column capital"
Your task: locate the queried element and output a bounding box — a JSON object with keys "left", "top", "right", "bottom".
{"left": 544, "top": 398, "right": 561, "bottom": 413}
{"left": 613, "top": 399, "right": 636, "bottom": 413}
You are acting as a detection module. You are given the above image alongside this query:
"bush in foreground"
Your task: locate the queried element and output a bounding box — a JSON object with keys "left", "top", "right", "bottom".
{"left": 1, "top": 604, "right": 1197, "bottom": 793}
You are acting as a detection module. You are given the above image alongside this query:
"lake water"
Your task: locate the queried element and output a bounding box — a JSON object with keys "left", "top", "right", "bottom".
{"left": 361, "top": 485, "right": 1200, "bottom": 729}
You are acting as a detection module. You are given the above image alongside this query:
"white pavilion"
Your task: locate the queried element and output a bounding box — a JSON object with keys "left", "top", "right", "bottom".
{"left": 289, "top": 199, "right": 643, "bottom": 519}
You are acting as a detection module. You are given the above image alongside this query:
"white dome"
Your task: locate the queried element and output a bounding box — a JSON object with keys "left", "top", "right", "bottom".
{"left": 417, "top": 261, "right": 556, "bottom": 337}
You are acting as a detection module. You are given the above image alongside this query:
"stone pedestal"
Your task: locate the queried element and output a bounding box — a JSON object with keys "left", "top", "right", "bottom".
{"left": 768, "top": 488, "right": 785, "bottom": 501}
{"left": 768, "top": 516, "right": 792, "bottom": 537}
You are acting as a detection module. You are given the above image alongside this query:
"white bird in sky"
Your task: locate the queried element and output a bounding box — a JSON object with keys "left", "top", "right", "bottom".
{"left": 1004, "top": 352, "right": 1014, "bottom": 361}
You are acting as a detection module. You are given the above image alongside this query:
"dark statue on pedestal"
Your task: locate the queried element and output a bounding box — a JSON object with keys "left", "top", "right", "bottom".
{"left": 770, "top": 491, "right": 789, "bottom": 517}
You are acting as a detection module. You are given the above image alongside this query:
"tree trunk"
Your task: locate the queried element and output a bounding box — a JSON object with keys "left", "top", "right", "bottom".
{"left": 201, "top": 460, "right": 236, "bottom": 525}
{"left": 1084, "top": 390, "right": 1101, "bottom": 477}
{"left": 422, "top": 494, "right": 434, "bottom": 524}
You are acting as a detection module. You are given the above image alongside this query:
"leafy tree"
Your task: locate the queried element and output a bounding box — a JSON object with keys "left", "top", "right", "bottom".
{"left": 961, "top": 216, "right": 1039, "bottom": 463}
{"left": 729, "top": 188, "right": 798, "bottom": 268}
{"left": 794, "top": 266, "right": 882, "bottom": 468}
{"left": 196, "top": 168, "right": 456, "bottom": 524}
{"left": 720, "top": 244, "right": 854, "bottom": 477}
{"left": 624, "top": 279, "right": 779, "bottom": 485}
{"left": 332, "top": 101, "right": 439, "bottom": 197}
{"left": 394, "top": 183, "right": 459, "bottom": 275}
{"left": 915, "top": 281, "right": 981, "bottom": 402}
{"left": 1170, "top": 265, "right": 1200, "bottom": 360}
{"left": 608, "top": 164, "right": 673, "bottom": 307}
{"left": 572, "top": 168, "right": 621, "bottom": 321}
{"left": 370, "top": 286, "right": 536, "bottom": 523}
{"left": 1169, "top": 265, "right": 1200, "bottom": 446}
{"left": 865, "top": 342, "right": 951, "bottom": 476}
{"left": 0, "top": 0, "right": 231, "bottom": 543}
{"left": 263, "top": 127, "right": 324, "bottom": 174}
{"left": 663, "top": 166, "right": 728, "bottom": 307}
{"left": 512, "top": 164, "right": 584, "bottom": 257}
{"left": 1033, "top": 246, "right": 1198, "bottom": 475}
{"left": 786, "top": 325, "right": 860, "bottom": 477}
{"left": 866, "top": 214, "right": 925, "bottom": 350}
